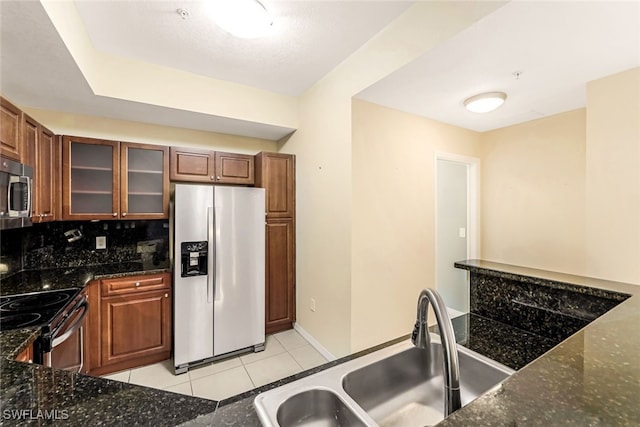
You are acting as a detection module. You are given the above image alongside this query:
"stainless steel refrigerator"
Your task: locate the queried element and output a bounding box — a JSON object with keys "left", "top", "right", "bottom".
{"left": 173, "top": 184, "right": 265, "bottom": 375}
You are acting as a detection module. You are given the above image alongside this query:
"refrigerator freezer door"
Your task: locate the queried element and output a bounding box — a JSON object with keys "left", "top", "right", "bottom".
{"left": 213, "top": 186, "right": 266, "bottom": 356}
{"left": 173, "top": 184, "right": 215, "bottom": 367}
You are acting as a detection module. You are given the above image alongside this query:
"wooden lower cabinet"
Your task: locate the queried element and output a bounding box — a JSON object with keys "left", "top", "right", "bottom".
{"left": 15, "top": 343, "right": 33, "bottom": 363}
{"left": 86, "top": 273, "right": 172, "bottom": 376}
{"left": 265, "top": 219, "right": 296, "bottom": 334}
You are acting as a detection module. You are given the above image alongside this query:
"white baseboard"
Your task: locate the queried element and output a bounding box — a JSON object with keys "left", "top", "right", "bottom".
{"left": 293, "top": 323, "right": 337, "bottom": 361}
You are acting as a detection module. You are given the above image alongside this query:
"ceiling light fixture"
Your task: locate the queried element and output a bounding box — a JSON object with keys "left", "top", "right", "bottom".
{"left": 206, "top": 0, "right": 273, "bottom": 39}
{"left": 464, "top": 92, "right": 507, "bottom": 113}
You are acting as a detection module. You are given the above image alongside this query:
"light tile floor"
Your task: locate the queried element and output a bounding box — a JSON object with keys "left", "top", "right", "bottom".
{"left": 100, "top": 329, "right": 328, "bottom": 401}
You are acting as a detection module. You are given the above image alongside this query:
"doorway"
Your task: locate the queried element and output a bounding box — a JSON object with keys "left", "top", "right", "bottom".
{"left": 435, "top": 153, "right": 479, "bottom": 315}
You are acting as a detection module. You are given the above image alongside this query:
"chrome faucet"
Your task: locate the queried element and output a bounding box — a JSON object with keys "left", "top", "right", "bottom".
{"left": 412, "top": 288, "right": 461, "bottom": 417}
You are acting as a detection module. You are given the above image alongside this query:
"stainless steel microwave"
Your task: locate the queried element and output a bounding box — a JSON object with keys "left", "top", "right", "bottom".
{"left": 0, "top": 156, "right": 33, "bottom": 229}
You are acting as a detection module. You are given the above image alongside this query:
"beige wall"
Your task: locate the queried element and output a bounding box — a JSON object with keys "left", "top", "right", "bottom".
{"left": 351, "top": 99, "right": 481, "bottom": 352}
{"left": 23, "top": 108, "right": 277, "bottom": 154}
{"left": 480, "top": 109, "right": 588, "bottom": 275}
{"left": 480, "top": 67, "right": 640, "bottom": 286}
{"left": 280, "top": 1, "right": 504, "bottom": 357}
{"left": 585, "top": 67, "right": 640, "bottom": 284}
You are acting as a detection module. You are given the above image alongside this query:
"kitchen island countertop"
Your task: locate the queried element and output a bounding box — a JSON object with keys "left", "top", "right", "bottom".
{"left": 441, "top": 260, "right": 640, "bottom": 426}
{"left": 2, "top": 260, "right": 639, "bottom": 426}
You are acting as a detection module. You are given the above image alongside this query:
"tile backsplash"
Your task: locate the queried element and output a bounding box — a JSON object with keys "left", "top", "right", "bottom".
{"left": 0, "top": 228, "right": 23, "bottom": 275}
{"left": 0, "top": 220, "right": 169, "bottom": 275}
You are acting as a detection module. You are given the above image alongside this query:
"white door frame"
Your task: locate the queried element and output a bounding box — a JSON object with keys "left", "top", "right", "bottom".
{"left": 434, "top": 152, "right": 480, "bottom": 296}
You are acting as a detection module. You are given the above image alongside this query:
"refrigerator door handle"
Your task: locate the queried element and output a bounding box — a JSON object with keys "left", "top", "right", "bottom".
{"left": 214, "top": 205, "right": 223, "bottom": 302}
{"left": 207, "top": 206, "right": 215, "bottom": 304}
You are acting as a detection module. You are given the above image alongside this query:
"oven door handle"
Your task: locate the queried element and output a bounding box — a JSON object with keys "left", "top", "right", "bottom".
{"left": 51, "top": 298, "right": 89, "bottom": 348}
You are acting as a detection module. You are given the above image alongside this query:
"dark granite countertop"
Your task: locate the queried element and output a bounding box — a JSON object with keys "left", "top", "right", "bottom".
{"left": 0, "top": 261, "right": 171, "bottom": 296}
{"left": 2, "top": 260, "right": 639, "bottom": 426}
{"left": 194, "top": 261, "right": 640, "bottom": 427}
{"left": 0, "top": 262, "right": 220, "bottom": 426}
{"left": 441, "top": 260, "right": 640, "bottom": 426}
{"left": 432, "top": 313, "right": 558, "bottom": 370}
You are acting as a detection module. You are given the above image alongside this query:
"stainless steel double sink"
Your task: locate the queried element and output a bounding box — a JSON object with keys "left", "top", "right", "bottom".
{"left": 254, "top": 334, "right": 514, "bottom": 427}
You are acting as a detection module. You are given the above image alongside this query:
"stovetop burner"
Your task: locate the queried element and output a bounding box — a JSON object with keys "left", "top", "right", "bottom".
{"left": 0, "top": 288, "right": 82, "bottom": 331}
{"left": 0, "top": 312, "right": 42, "bottom": 329}
{"left": 0, "top": 292, "right": 71, "bottom": 312}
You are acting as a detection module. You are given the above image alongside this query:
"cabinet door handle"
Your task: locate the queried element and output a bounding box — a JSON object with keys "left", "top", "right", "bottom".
{"left": 135, "top": 282, "right": 140, "bottom": 287}
{"left": 112, "top": 213, "right": 118, "bottom": 217}
{"left": 210, "top": 176, "right": 215, "bottom": 180}
{"left": 216, "top": 176, "right": 221, "bottom": 180}
{"left": 122, "top": 212, "right": 127, "bottom": 217}
{"left": 165, "top": 293, "right": 169, "bottom": 298}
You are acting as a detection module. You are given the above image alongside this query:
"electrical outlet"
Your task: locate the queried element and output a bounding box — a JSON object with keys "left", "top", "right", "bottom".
{"left": 310, "top": 298, "right": 316, "bottom": 312}
{"left": 96, "top": 236, "right": 107, "bottom": 250}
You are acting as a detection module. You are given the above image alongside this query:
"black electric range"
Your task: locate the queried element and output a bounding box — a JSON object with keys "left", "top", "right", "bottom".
{"left": 0, "top": 288, "right": 82, "bottom": 331}
{"left": 1, "top": 287, "right": 88, "bottom": 369}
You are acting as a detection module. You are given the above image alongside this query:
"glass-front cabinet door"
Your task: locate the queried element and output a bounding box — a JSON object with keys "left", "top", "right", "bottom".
{"left": 120, "top": 142, "right": 169, "bottom": 219}
{"left": 63, "top": 136, "right": 119, "bottom": 220}
{"left": 62, "top": 137, "right": 169, "bottom": 220}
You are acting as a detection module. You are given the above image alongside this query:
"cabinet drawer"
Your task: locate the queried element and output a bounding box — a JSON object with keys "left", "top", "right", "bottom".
{"left": 101, "top": 273, "right": 169, "bottom": 296}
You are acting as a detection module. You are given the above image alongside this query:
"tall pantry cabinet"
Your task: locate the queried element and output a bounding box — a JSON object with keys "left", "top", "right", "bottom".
{"left": 256, "top": 153, "right": 296, "bottom": 334}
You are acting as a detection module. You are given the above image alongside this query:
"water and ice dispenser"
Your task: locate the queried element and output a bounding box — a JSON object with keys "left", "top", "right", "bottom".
{"left": 180, "top": 241, "right": 208, "bottom": 277}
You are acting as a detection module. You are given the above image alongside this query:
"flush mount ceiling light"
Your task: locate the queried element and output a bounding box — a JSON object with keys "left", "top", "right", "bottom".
{"left": 206, "top": 0, "right": 273, "bottom": 39}
{"left": 464, "top": 92, "right": 507, "bottom": 113}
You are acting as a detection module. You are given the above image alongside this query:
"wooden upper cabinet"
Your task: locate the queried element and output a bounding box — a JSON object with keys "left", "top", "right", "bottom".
{"left": 214, "top": 151, "right": 254, "bottom": 185}
{"left": 62, "top": 136, "right": 169, "bottom": 220}
{"left": 22, "top": 114, "right": 59, "bottom": 223}
{"left": 21, "top": 115, "right": 38, "bottom": 219}
{"left": 35, "top": 126, "right": 57, "bottom": 222}
{"left": 170, "top": 148, "right": 255, "bottom": 185}
{"left": 0, "top": 97, "right": 22, "bottom": 161}
{"left": 120, "top": 142, "right": 169, "bottom": 219}
{"left": 169, "top": 147, "right": 215, "bottom": 183}
{"left": 256, "top": 152, "right": 295, "bottom": 218}
{"left": 62, "top": 136, "right": 119, "bottom": 220}
{"left": 21, "top": 113, "right": 37, "bottom": 168}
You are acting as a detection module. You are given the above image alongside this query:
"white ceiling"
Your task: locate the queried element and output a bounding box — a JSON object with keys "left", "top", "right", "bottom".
{"left": 1, "top": 1, "right": 639, "bottom": 139}
{"left": 357, "top": 1, "right": 640, "bottom": 132}
{"left": 74, "top": 0, "right": 413, "bottom": 96}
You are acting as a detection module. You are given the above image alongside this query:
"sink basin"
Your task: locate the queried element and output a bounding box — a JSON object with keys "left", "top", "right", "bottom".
{"left": 254, "top": 334, "right": 514, "bottom": 427}
{"left": 342, "top": 345, "right": 512, "bottom": 426}
{"left": 276, "top": 389, "right": 367, "bottom": 427}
